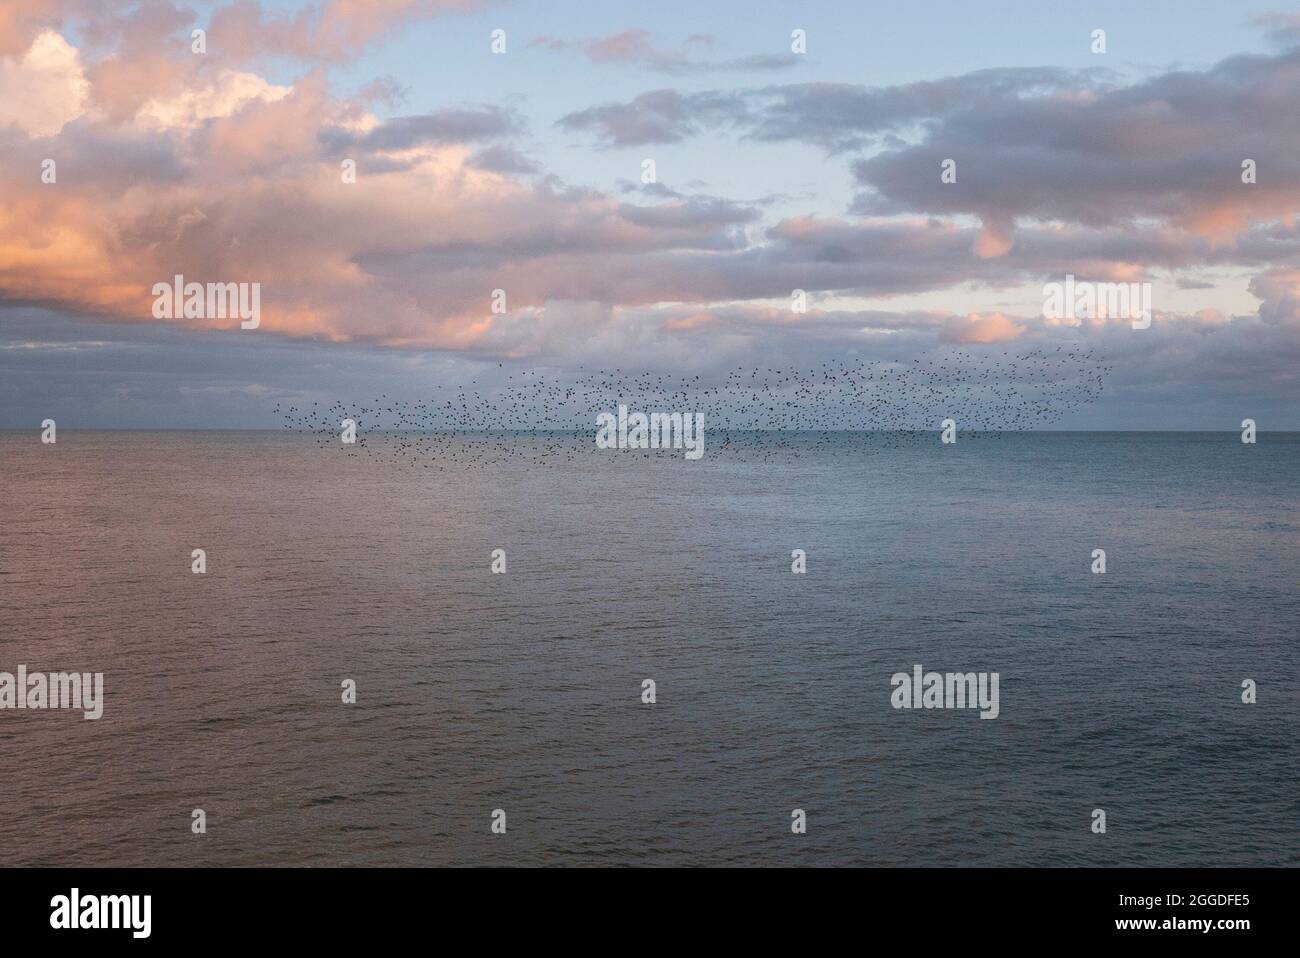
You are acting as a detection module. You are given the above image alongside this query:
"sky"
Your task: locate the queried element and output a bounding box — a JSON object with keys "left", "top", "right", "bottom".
{"left": 1, "top": 0, "right": 1299, "bottom": 428}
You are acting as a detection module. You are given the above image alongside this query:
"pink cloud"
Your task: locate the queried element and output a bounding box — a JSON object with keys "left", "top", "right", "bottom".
{"left": 940, "top": 312, "right": 1025, "bottom": 344}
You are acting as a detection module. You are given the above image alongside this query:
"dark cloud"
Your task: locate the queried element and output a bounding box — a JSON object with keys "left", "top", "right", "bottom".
{"left": 557, "top": 89, "right": 744, "bottom": 146}
{"left": 559, "top": 69, "right": 1084, "bottom": 151}
{"left": 4, "top": 2, "right": 1300, "bottom": 429}
{"left": 467, "top": 144, "right": 542, "bottom": 174}
{"left": 7, "top": 301, "right": 1299, "bottom": 430}
{"left": 745, "top": 70, "right": 1082, "bottom": 153}
{"left": 848, "top": 48, "right": 1300, "bottom": 236}
{"left": 321, "top": 106, "right": 523, "bottom": 152}
{"left": 617, "top": 196, "right": 759, "bottom": 230}
{"left": 559, "top": 47, "right": 1300, "bottom": 237}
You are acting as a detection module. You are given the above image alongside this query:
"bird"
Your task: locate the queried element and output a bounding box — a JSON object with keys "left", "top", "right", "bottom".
{"left": 272, "top": 346, "right": 1112, "bottom": 469}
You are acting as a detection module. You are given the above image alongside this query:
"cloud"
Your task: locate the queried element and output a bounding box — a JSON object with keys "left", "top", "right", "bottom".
{"left": 10, "top": 296, "right": 1300, "bottom": 432}
{"left": 557, "top": 89, "right": 745, "bottom": 146}
{"left": 559, "top": 69, "right": 1078, "bottom": 152}
{"left": 467, "top": 144, "right": 541, "bottom": 175}
{"left": 13, "top": 0, "right": 487, "bottom": 122}
{"left": 0, "top": 29, "right": 90, "bottom": 136}
{"left": 940, "top": 312, "right": 1024, "bottom": 344}
{"left": 846, "top": 49, "right": 1300, "bottom": 246}
{"left": 0, "top": 32, "right": 767, "bottom": 349}
{"left": 320, "top": 106, "right": 523, "bottom": 152}
{"left": 1254, "top": 12, "right": 1300, "bottom": 48}
{"left": 1248, "top": 268, "right": 1300, "bottom": 326}
{"left": 0, "top": 0, "right": 62, "bottom": 56}
{"left": 560, "top": 44, "right": 1300, "bottom": 253}
{"left": 135, "top": 69, "right": 292, "bottom": 130}
{"left": 1, "top": 0, "right": 1299, "bottom": 435}
{"left": 206, "top": 0, "right": 488, "bottom": 64}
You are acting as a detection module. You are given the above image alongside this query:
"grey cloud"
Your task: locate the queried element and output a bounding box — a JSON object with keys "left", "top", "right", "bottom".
{"left": 9, "top": 302, "right": 1298, "bottom": 430}
{"left": 1254, "top": 12, "right": 1300, "bottom": 48}
{"left": 560, "top": 46, "right": 1300, "bottom": 235}
{"left": 559, "top": 68, "right": 1085, "bottom": 151}
{"left": 0, "top": 121, "right": 188, "bottom": 191}
{"left": 468, "top": 145, "right": 542, "bottom": 174}
{"left": 617, "top": 196, "right": 759, "bottom": 230}
{"left": 848, "top": 48, "right": 1300, "bottom": 229}
{"left": 619, "top": 180, "right": 685, "bottom": 199}
{"left": 557, "top": 89, "right": 745, "bottom": 146}
{"left": 743, "top": 69, "right": 1082, "bottom": 153}
{"left": 321, "top": 107, "right": 523, "bottom": 152}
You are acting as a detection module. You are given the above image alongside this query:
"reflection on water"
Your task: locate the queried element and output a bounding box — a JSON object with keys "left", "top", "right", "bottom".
{"left": 2, "top": 431, "right": 1296, "bottom": 866}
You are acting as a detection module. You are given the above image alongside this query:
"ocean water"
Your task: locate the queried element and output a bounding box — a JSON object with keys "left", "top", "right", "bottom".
{"left": 1, "top": 430, "right": 1296, "bottom": 867}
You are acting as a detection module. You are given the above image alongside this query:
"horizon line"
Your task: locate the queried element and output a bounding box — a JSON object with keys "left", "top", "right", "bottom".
{"left": 3, "top": 427, "right": 1296, "bottom": 435}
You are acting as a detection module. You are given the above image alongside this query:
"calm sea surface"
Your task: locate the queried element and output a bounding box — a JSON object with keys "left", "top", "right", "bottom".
{"left": 1, "top": 430, "right": 1296, "bottom": 866}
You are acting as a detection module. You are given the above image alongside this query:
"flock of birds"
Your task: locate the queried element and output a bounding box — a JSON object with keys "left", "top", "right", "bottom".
{"left": 273, "top": 347, "right": 1112, "bottom": 467}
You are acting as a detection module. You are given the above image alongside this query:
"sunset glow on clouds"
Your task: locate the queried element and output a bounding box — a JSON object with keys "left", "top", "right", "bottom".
{"left": 1, "top": 0, "right": 1298, "bottom": 427}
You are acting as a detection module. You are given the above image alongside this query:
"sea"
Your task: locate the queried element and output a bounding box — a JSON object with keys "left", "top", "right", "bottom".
{"left": 1, "top": 430, "right": 1296, "bottom": 866}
